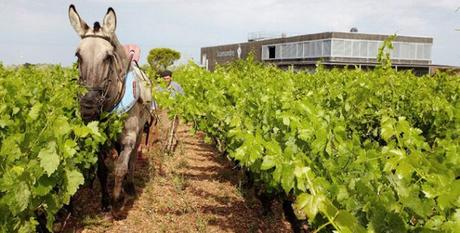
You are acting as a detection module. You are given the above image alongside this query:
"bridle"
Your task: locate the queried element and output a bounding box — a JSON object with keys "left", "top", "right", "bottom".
{"left": 78, "top": 34, "right": 132, "bottom": 114}
{"left": 81, "top": 34, "right": 118, "bottom": 49}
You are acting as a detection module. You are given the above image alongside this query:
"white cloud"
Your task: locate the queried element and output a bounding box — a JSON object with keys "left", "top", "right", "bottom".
{"left": 0, "top": 0, "right": 459, "bottom": 65}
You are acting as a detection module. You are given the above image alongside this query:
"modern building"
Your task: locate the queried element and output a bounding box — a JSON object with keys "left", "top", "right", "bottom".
{"left": 200, "top": 31, "right": 433, "bottom": 74}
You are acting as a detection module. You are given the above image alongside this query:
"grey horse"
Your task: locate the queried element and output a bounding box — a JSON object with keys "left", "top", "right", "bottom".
{"left": 68, "top": 5, "right": 152, "bottom": 212}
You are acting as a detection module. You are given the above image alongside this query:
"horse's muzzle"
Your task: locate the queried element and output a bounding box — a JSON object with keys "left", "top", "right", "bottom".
{"left": 79, "top": 90, "right": 103, "bottom": 123}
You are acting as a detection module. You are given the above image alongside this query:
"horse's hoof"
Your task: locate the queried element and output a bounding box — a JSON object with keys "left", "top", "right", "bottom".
{"left": 112, "top": 210, "right": 125, "bottom": 221}
{"left": 102, "top": 212, "right": 114, "bottom": 222}
{"left": 112, "top": 195, "right": 125, "bottom": 212}
{"left": 101, "top": 204, "right": 112, "bottom": 212}
{"left": 124, "top": 182, "right": 136, "bottom": 196}
{"left": 101, "top": 197, "right": 111, "bottom": 212}
{"left": 101, "top": 198, "right": 112, "bottom": 212}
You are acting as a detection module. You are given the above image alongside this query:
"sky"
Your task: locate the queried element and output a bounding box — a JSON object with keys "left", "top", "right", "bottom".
{"left": 0, "top": 0, "right": 459, "bottom": 66}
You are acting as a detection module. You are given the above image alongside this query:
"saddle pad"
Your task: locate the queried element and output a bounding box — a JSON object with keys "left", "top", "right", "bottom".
{"left": 132, "top": 65, "right": 152, "bottom": 105}
{"left": 111, "top": 70, "right": 140, "bottom": 114}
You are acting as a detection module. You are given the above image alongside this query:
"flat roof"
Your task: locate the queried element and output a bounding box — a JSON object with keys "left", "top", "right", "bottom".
{"left": 202, "top": 31, "right": 433, "bottom": 49}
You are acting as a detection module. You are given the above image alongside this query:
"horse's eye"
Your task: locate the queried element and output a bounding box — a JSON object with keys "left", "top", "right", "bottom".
{"left": 104, "top": 54, "right": 113, "bottom": 63}
{"left": 75, "top": 52, "right": 82, "bottom": 63}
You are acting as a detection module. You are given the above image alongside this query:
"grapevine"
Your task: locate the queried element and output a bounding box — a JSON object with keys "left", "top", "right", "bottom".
{"left": 156, "top": 58, "right": 460, "bottom": 232}
{"left": 0, "top": 64, "right": 122, "bottom": 232}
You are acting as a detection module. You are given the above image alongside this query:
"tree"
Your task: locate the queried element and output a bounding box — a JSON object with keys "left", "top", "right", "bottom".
{"left": 147, "top": 48, "right": 181, "bottom": 74}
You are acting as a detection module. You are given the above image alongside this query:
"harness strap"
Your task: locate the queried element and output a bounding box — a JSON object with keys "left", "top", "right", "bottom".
{"left": 106, "top": 54, "right": 128, "bottom": 113}
{"left": 79, "top": 34, "right": 136, "bottom": 114}
{"left": 81, "top": 34, "right": 117, "bottom": 48}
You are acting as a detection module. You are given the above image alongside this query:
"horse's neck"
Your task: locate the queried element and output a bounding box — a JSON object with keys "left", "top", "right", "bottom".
{"left": 104, "top": 36, "right": 130, "bottom": 111}
{"left": 112, "top": 35, "right": 129, "bottom": 71}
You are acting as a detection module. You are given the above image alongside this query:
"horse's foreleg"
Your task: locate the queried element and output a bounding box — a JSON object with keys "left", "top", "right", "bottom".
{"left": 97, "top": 153, "right": 110, "bottom": 212}
{"left": 113, "top": 132, "right": 137, "bottom": 206}
{"left": 125, "top": 133, "right": 141, "bottom": 196}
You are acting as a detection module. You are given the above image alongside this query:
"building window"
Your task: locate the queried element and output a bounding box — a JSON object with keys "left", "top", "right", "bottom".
{"left": 344, "top": 40, "right": 353, "bottom": 57}
{"left": 296, "top": 43, "right": 303, "bottom": 57}
{"left": 323, "top": 40, "right": 332, "bottom": 56}
{"left": 268, "top": 46, "right": 276, "bottom": 59}
{"left": 308, "top": 42, "right": 314, "bottom": 57}
{"left": 408, "top": 44, "right": 416, "bottom": 59}
{"left": 400, "top": 43, "right": 410, "bottom": 59}
{"left": 424, "top": 44, "right": 432, "bottom": 60}
{"left": 368, "top": 41, "right": 379, "bottom": 58}
{"left": 392, "top": 43, "right": 400, "bottom": 59}
{"left": 352, "top": 41, "right": 360, "bottom": 57}
{"left": 416, "top": 44, "right": 425, "bottom": 60}
{"left": 359, "top": 41, "right": 368, "bottom": 57}
{"left": 333, "top": 40, "right": 345, "bottom": 57}
{"left": 303, "top": 42, "right": 310, "bottom": 57}
{"left": 262, "top": 39, "right": 431, "bottom": 61}
{"left": 281, "top": 44, "right": 296, "bottom": 59}
{"left": 313, "top": 41, "right": 321, "bottom": 57}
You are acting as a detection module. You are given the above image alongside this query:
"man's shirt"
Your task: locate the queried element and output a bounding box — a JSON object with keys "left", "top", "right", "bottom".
{"left": 167, "top": 81, "right": 184, "bottom": 97}
{"left": 152, "top": 81, "right": 184, "bottom": 110}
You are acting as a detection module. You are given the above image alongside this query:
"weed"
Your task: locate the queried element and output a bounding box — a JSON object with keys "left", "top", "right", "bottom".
{"left": 172, "top": 173, "right": 187, "bottom": 192}
{"left": 195, "top": 215, "right": 208, "bottom": 233}
{"left": 81, "top": 214, "right": 111, "bottom": 230}
{"left": 175, "top": 158, "right": 189, "bottom": 170}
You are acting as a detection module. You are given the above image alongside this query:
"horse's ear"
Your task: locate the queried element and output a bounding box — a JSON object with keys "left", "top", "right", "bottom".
{"left": 103, "top": 7, "right": 117, "bottom": 34}
{"left": 68, "top": 4, "right": 89, "bottom": 37}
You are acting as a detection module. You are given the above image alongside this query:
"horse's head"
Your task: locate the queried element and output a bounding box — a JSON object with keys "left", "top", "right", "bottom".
{"left": 68, "top": 5, "right": 128, "bottom": 122}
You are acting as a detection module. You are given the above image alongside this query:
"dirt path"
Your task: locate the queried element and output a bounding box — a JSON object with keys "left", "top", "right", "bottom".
{"left": 60, "top": 115, "right": 292, "bottom": 233}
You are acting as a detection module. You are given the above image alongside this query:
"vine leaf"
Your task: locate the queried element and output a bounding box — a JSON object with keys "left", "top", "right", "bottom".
{"left": 66, "top": 169, "right": 84, "bottom": 196}
{"left": 38, "top": 141, "right": 60, "bottom": 176}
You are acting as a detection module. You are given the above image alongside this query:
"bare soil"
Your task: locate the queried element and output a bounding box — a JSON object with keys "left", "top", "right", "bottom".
{"left": 57, "top": 113, "right": 292, "bottom": 233}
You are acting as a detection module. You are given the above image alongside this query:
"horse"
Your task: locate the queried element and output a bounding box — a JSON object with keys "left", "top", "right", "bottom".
{"left": 68, "top": 5, "right": 152, "bottom": 212}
